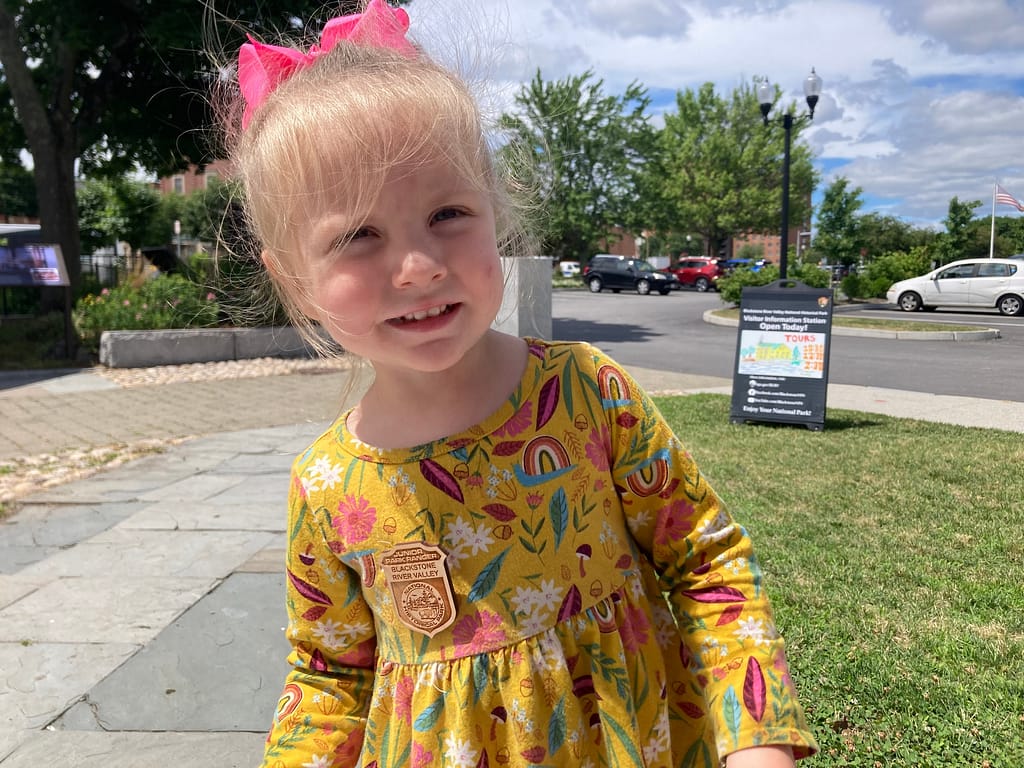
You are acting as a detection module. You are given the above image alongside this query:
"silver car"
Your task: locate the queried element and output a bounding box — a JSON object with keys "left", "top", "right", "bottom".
{"left": 886, "top": 258, "right": 1024, "bottom": 316}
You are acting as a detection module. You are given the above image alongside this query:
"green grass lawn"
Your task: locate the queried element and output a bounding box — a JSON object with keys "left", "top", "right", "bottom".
{"left": 655, "top": 394, "right": 1024, "bottom": 766}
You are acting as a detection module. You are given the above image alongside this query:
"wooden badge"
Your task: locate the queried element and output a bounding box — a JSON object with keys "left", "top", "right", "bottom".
{"left": 379, "top": 542, "right": 457, "bottom": 637}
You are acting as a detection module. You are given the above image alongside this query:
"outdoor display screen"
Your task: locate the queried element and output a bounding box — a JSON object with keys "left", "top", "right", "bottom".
{"left": 0, "top": 244, "right": 70, "bottom": 287}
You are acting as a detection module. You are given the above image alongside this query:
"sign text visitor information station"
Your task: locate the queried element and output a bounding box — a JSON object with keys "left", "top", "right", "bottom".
{"left": 729, "top": 281, "right": 834, "bottom": 430}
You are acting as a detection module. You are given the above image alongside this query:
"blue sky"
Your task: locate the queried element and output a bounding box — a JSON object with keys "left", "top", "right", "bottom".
{"left": 408, "top": 0, "right": 1024, "bottom": 229}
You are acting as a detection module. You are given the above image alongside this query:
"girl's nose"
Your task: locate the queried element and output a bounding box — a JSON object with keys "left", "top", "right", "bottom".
{"left": 393, "top": 245, "right": 446, "bottom": 288}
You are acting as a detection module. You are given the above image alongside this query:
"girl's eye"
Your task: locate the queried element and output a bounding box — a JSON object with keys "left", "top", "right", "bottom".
{"left": 330, "top": 227, "right": 373, "bottom": 251}
{"left": 432, "top": 207, "right": 464, "bottom": 224}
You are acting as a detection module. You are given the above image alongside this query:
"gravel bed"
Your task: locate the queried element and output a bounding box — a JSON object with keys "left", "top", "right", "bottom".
{"left": 0, "top": 356, "right": 354, "bottom": 513}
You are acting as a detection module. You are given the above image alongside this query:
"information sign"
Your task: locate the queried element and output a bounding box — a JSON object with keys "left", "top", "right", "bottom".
{"left": 0, "top": 243, "right": 70, "bottom": 287}
{"left": 729, "top": 280, "right": 834, "bottom": 430}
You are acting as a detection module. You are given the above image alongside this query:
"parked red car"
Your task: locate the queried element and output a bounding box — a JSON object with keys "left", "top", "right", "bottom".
{"left": 660, "top": 257, "right": 725, "bottom": 292}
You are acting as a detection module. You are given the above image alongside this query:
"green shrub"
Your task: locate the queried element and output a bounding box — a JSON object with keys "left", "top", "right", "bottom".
{"left": 843, "top": 247, "right": 934, "bottom": 299}
{"left": 716, "top": 262, "right": 830, "bottom": 305}
{"left": 73, "top": 274, "right": 220, "bottom": 351}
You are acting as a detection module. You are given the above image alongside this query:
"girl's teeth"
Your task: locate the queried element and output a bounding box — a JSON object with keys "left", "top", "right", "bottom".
{"left": 403, "top": 305, "right": 447, "bottom": 322}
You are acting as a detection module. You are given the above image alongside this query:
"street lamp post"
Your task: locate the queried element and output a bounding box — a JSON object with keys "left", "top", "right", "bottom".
{"left": 758, "top": 68, "right": 822, "bottom": 279}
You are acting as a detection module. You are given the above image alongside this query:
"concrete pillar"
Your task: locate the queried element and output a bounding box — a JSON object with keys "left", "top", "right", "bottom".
{"left": 493, "top": 257, "right": 552, "bottom": 340}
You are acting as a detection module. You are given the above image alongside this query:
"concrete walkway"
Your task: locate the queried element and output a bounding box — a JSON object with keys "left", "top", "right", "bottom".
{"left": 1, "top": 364, "right": 1022, "bottom": 767}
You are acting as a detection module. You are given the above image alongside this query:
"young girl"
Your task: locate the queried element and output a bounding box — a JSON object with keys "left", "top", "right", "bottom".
{"left": 225, "top": 2, "right": 818, "bottom": 766}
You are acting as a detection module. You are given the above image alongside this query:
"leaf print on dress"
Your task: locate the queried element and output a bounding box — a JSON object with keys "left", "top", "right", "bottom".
{"left": 420, "top": 458, "right": 465, "bottom": 503}
{"left": 743, "top": 657, "right": 767, "bottom": 722}
{"left": 535, "top": 375, "right": 560, "bottom": 429}
{"left": 287, "top": 570, "right": 333, "bottom": 606}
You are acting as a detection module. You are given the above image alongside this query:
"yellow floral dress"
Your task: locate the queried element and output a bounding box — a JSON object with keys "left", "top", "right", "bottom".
{"left": 262, "top": 339, "right": 817, "bottom": 768}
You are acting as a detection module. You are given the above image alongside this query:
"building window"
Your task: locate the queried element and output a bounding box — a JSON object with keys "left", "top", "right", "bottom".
{"left": 172, "top": 175, "right": 185, "bottom": 194}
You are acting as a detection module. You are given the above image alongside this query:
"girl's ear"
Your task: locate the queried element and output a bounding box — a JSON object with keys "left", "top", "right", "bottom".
{"left": 261, "top": 249, "right": 319, "bottom": 320}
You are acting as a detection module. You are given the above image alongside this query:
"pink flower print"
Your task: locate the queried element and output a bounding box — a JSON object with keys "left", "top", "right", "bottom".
{"left": 654, "top": 499, "right": 695, "bottom": 546}
{"left": 619, "top": 604, "right": 651, "bottom": 655}
{"left": 412, "top": 742, "right": 434, "bottom": 768}
{"left": 585, "top": 425, "right": 611, "bottom": 471}
{"left": 494, "top": 402, "right": 533, "bottom": 437}
{"left": 394, "top": 675, "right": 415, "bottom": 725}
{"left": 333, "top": 494, "right": 377, "bottom": 543}
{"left": 451, "top": 610, "right": 507, "bottom": 655}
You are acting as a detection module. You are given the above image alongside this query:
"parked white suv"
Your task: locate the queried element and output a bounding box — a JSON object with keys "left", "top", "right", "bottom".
{"left": 886, "top": 258, "right": 1024, "bottom": 316}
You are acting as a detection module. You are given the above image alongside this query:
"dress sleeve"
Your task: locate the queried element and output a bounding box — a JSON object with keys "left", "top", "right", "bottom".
{"left": 592, "top": 350, "right": 818, "bottom": 760}
{"left": 261, "top": 462, "right": 378, "bottom": 768}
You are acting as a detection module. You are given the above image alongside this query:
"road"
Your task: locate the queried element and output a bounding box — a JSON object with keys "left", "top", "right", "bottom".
{"left": 551, "top": 289, "right": 1024, "bottom": 403}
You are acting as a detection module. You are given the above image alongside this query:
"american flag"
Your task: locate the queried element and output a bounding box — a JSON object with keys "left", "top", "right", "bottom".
{"left": 995, "top": 184, "right": 1024, "bottom": 212}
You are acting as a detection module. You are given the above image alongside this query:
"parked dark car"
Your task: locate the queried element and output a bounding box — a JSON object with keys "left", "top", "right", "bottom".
{"left": 660, "top": 257, "right": 724, "bottom": 292}
{"left": 582, "top": 255, "right": 678, "bottom": 295}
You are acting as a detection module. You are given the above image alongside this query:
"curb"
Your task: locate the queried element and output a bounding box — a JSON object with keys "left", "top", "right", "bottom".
{"left": 99, "top": 327, "right": 319, "bottom": 368}
{"left": 701, "top": 310, "right": 1001, "bottom": 341}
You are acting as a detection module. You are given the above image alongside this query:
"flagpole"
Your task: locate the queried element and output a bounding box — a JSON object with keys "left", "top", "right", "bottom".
{"left": 990, "top": 181, "right": 996, "bottom": 258}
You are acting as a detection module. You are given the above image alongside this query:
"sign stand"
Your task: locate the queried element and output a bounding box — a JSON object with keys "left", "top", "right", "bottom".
{"left": 729, "top": 279, "right": 834, "bottom": 431}
{"left": 0, "top": 242, "right": 74, "bottom": 357}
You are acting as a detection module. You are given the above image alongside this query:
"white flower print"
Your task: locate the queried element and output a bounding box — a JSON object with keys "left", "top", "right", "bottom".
{"left": 642, "top": 708, "right": 672, "bottom": 763}
{"left": 302, "top": 756, "right": 330, "bottom": 768}
{"left": 337, "top": 618, "right": 372, "bottom": 647}
{"left": 307, "top": 456, "right": 342, "bottom": 491}
{"left": 444, "top": 733, "right": 477, "bottom": 768}
{"left": 520, "top": 612, "right": 548, "bottom": 636}
{"left": 311, "top": 618, "right": 344, "bottom": 648}
{"left": 534, "top": 579, "right": 564, "bottom": 612}
{"left": 511, "top": 699, "right": 536, "bottom": 735}
{"left": 464, "top": 524, "right": 494, "bottom": 556}
{"left": 629, "top": 508, "right": 652, "bottom": 532}
{"left": 734, "top": 616, "right": 768, "bottom": 646}
{"left": 511, "top": 585, "right": 537, "bottom": 615}
{"left": 445, "top": 517, "right": 473, "bottom": 547}
{"left": 697, "top": 510, "right": 735, "bottom": 545}
{"left": 724, "top": 556, "right": 747, "bottom": 575}
{"left": 444, "top": 542, "right": 470, "bottom": 570}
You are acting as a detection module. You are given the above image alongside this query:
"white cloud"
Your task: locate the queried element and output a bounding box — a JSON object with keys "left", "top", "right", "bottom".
{"left": 407, "top": 0, "right": 1024, "bottom": 224}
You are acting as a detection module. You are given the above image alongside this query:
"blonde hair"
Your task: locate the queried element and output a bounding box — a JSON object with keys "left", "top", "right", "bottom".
{"left": 220, "top": 31, "right": 536, "bottom": 354}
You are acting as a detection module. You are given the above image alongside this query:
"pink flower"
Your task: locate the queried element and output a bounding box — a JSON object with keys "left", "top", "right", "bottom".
{"left": 494, "top": 402, "right": 533, "bottom": 437}
{"left": 585, "top": 425, "right": 611, "bottom": 471}
{"left": 620, "top": 604, "right": 651, "bottom": 654}
{"left": 394, "top": 675, "right": 415, "bottom": 725}
{"left": 123, "top": 299, "right": 131, "bottom": 306}
{"left": 333, "top": 494, "right": 377, "bottom": 543}
{"left": 654, "top": 499, "right": 695, "bottom": 546}
{"left": 451, "top": 610, "right": 506, "bottom": 655}
{"left": 100, "top": 288, "right": 110, "bottom": 296}
{"left": 206, "top": 292, "right": 216, "bottom": 301}
{"left": 412, "top": 743, "right": 434, "bottom": 768}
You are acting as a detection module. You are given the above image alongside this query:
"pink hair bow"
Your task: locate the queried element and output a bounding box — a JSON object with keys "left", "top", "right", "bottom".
{"left": 238, "top": 0, "right": 416, "bottom": 129}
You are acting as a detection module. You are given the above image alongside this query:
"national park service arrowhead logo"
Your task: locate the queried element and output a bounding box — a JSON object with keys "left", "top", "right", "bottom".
{"left": 380, "top": 542, "right": 456, "bottom": 637}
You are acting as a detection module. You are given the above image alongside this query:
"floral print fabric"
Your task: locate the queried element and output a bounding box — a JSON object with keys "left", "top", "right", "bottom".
{"left": 262, "top": 339, "right": 817, "bottom": 767}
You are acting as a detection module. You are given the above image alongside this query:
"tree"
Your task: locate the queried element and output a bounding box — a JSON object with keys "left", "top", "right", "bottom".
{"left": 500, "top": 70, "right": 655, "bottom": 261}
{"left": 644, "top": 80, "right": 817, "bottom": 257}
{"left": 0, "top": 0, "right": 403, "bottom": 304}
{"left": 77, "top": 177, "right": 173, "bottom": 257}
{"left": 814, "top": 177, "right": 864, "bottom": 266}
{"left": 937, "top": 196, "right": 981, "bottom": 265}
{"left": 857, "top": 212, "right": 935, "bottom": 262}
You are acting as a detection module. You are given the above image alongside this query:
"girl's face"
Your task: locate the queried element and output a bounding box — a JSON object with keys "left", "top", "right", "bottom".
{"left": 289, "top": 159, "right": 505, "bottom": 378}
